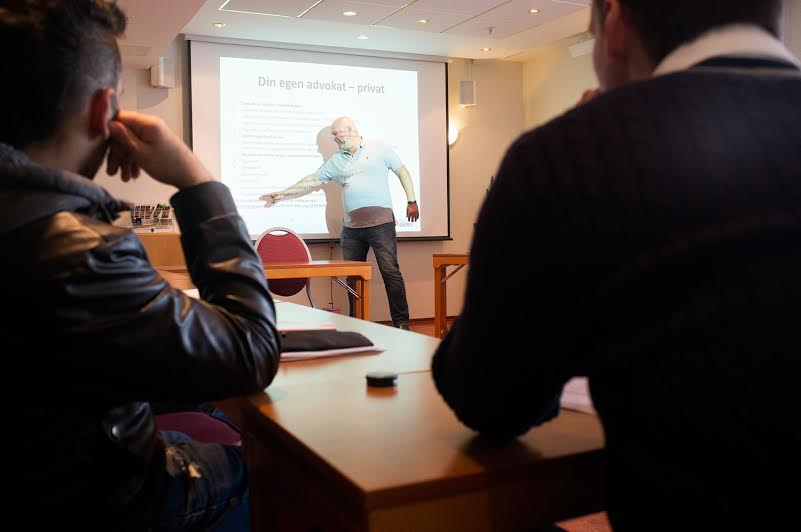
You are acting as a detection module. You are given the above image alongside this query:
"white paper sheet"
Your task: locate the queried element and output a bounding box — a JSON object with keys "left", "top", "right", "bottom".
{"left": 560, "top": 377, "right": 596, "bottom": 414}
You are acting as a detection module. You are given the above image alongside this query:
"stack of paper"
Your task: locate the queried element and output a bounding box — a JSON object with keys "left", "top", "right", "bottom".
{"left": 281, "top": 344, "right": 382, "bottom": 361}
{"left": 277, "top": 322, "right": 336, "bottom": 332}
{"left": 182, "top": 288, "right": 200, "bottom": 299}
{"left": 560, "top": 377, "right": 596, "bottom": 414}
{"left": 181, "top": 288, "right": 281, "bottom": 304}
{"left": 280, "top": 329, "right": 382, "bottom": 361}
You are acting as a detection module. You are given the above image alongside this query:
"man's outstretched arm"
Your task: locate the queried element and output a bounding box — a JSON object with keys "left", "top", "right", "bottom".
{"left": 260, "top": 174, "right": 322, "bottom": 206}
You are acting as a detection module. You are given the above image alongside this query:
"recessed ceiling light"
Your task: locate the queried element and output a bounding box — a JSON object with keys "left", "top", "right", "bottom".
{"left": 417, "top": 19, "right": 429, "bottom": 24}
{"left": 529, "top": 9, "right": 540, "bottom": 14}
{"left": 481, "top": 47, "right": 491, "bottom": 52}
{"left": 212, "top": 22, "right": 226, "bottom": 28}
{"left": 343, "top": 11, "right": 357, "bottom": 17}
{"left": 357, "top": 35, "right": 369, "bottom": 40}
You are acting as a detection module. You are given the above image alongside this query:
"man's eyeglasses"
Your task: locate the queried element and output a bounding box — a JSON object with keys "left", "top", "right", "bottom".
{"left": 331, "top": 127, "right": 354, "bottom": 136}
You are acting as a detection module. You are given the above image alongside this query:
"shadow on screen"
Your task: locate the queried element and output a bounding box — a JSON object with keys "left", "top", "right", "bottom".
{"left": 316, "top": 126, "right": 344, "bottom": 237}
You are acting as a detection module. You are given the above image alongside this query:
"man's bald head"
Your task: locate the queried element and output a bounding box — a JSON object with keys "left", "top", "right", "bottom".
{"left": 331, "top": 116, "right": 361, "bottom": 152}
{"left": 332, "top": 116, "right": 358, "bottom": 134}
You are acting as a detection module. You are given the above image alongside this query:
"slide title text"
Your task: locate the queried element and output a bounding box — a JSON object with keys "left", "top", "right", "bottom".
{"left": 258, "top": 76, "right": 385, "bottom": 95}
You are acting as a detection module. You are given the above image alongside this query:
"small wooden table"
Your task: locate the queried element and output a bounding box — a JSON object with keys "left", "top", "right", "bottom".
{"left": 158, "top": 260, "right": 373, "bottom": 320}
{"left": 433, "top": 253, "right": 469, "bottom": 337}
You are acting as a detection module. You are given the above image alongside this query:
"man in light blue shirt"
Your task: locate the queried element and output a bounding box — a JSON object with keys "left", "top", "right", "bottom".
{"left": 261, "top": 116, "right": 419, "bottom": 329}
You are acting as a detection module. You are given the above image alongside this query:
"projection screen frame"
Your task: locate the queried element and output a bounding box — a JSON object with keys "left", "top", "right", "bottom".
{"left": 185, "top": 35, "right": 451, "bottom": 243}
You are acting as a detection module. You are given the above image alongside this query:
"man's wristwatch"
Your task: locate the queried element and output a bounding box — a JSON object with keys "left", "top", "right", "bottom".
{"left": 407, "top": 200, "right": 417, "bottom": 204}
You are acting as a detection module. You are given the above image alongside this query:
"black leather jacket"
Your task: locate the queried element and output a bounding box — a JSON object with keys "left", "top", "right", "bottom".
{"left": 0, "top": 143, "right": 280, "bottom": 530}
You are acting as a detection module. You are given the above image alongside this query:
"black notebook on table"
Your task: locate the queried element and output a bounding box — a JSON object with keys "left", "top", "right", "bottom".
{"left": 279, "top": 330, "right": 379, "bottom": 360}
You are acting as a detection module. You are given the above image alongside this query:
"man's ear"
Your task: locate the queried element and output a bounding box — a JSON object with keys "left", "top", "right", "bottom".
{"left": 88, "top": 87, "right": 116, "bottom": 140}
{"left": 603, "top": 0, "right": 628, "bottom": 61}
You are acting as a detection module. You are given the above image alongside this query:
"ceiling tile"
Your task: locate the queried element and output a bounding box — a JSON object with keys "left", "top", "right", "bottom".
{"left": 347, "top": 0, "right": 410, "bottom": 5}
{"left": 302, "top": 1, "right": 398, "bottom": 25}
{"left": 221, "top": 0, "right": 318, "bottom": 18}
{"left": 444, "top": 0, "right": 585, "bottom": 39}
{"left": 552, "top": 0, "right": 591, "bottom": 6}
{"left": 378, "top": 7, "right": 471, "bottom": 33}
{"left": 413, "top": 0, "right": 507, "bottom": 17}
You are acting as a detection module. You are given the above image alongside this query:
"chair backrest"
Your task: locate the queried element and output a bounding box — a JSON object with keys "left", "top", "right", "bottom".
{"left": 254, "top": 227, "right": 312, "bottom": 297}
{"left": 155, "top": 412, "right": 242, "bottom": 446}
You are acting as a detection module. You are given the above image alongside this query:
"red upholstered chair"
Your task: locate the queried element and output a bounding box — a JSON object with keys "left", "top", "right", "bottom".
{"left": 254, "top": 227, "right": 315, "bottom": 307}
{"left": 155, "top": 412, "right": 242, "bottom": 446}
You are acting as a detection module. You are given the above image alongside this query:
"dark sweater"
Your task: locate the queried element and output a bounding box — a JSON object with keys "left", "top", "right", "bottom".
{"left": 432, "top": 58, "right": 801, "bottom": 530}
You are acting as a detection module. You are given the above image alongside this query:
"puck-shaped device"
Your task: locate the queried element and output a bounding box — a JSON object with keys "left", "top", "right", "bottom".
{"left": 366, "top": 371, "right": 398, "bottom": 387}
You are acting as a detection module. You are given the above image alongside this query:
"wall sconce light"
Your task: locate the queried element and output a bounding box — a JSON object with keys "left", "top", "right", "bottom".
{"left": 448, "top": 124, "right": 460, "bottom": 146}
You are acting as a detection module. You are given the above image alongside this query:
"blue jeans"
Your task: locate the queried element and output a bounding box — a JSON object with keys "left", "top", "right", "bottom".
{"left": 154, "top": 431, "right": 250, "bottom": 532}
{"left": 341, "top": 222, "right": 409, "bottom": 325}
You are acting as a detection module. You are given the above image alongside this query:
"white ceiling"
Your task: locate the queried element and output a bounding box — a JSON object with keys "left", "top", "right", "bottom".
{"left": 119, "top": 0, "right": 592, "bottom": 68}
{"left": 117, "top": 0, "right": 206, "bottom": 69}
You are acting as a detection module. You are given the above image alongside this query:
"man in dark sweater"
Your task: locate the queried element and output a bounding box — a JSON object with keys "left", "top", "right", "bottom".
{"left": 1, "top": 1, "right": 280, "bottom": 530}
{"left": 432, "top": 0, "right": 801, "bottom": 529}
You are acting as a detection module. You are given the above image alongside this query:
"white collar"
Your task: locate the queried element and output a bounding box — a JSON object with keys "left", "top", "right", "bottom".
{"left": 654, "top": 24, "right": 801, "bottom": 76}
{"left": 340, "top": 138, "right": 366, "bottom": 156}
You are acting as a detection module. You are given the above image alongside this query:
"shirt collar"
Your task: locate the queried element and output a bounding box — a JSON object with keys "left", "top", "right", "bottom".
{"left": 654, "top": 24, "right": 801, "bottom": 76}
{"left": 341, "top": 138, "right": 366, "bottom": 157}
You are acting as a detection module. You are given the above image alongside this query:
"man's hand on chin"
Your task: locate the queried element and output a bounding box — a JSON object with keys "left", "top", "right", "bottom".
{"left": 107, "top": 110, "right": 213, "bottom": 189}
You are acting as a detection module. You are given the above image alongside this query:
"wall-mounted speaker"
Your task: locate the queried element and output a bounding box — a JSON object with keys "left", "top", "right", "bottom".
{"left": 458, "top": 80, "right": 476, "bottom": 106}
{"left": 150, "top": 57, "right": 174, "bottom": 89}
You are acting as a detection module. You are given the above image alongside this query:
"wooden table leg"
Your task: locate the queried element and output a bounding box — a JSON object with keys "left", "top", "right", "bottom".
{"left": 353, "top": 279, "right": 363, "bottom": 320}
{"left": 434, "top": 266, "right": 447, "bottom": 338}
{"left": 352, "top": 278, "right": 370, "bottom": 321}
{"left": 359, "top": 276, "right": 370, "bottom": 321}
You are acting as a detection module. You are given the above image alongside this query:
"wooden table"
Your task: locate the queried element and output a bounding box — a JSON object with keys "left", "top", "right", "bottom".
{"left": 137, "top": 231, "right": 184, "bottom": 266}
{"left": 158, "top": 260, "right": 372, "bottom": 320}
{"left": 157, "top": 269, "right": 196, "bottom": 291}
{"left": 433, "top": 253, "right": 469, "bottom": 338}
{"left": 239, "top": 303, "right": 605, "bottom": 532}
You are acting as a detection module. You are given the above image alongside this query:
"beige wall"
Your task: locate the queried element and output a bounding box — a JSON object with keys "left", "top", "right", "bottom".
{"left": 785, "top": 0, "right": 801, "bottom": 57}
{"left": 111, "top": 38, "right": 526, "bottom": 322}
{"left": 523, "top": 0, "right": 801, "bottom": 132}
{"left": 523, "top": 42, "right": 596, "bottom": 130}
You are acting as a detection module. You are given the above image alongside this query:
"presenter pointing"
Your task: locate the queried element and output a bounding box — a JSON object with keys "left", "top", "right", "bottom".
{"left": 260, "top": 116, "right": 418, "bottom": 329}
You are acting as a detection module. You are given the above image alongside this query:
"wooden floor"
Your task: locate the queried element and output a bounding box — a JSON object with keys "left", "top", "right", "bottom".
{"left": 402, "top": 317, "right": 442, "bottom": 337}
{"left": 395, "top": 317, "right": 612, "bottom": 532}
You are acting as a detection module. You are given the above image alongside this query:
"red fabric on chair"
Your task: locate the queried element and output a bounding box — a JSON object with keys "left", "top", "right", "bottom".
{"left": 254, "top": 227, "right": 314, "bottom": 305}
{"left": 155, "top": 412, "right": 242, "bottom": 446}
